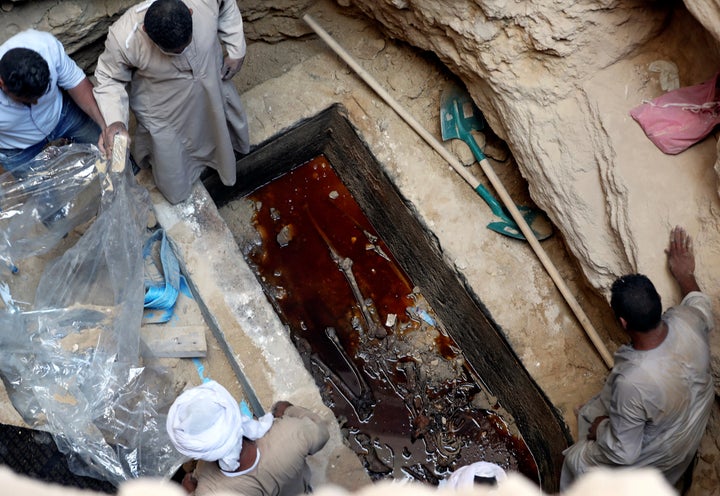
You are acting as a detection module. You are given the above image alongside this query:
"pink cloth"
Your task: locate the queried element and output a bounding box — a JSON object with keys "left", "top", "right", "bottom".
{"left": 630, "top": 72, "right": 720, "bottom": 154}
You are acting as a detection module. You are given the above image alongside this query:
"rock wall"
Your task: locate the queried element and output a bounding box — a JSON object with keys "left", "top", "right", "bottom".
{"left": 339, "top": 0, "right": 720, "bottom": 306}
{"left": 0, "top": 0, "right": 315, "bottom": 67}
{"left": 0, "top": 1, "right": 138, "bottom": 68}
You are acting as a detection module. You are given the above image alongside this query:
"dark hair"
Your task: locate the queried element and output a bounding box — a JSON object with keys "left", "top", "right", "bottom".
{"left": 0, "top": 48, "right": 50, "bottom": 99}
{"left": 610, "top": 274, "right": 662, "bottom": 332}
{"left": 473, "top": 475, "right": 497, "bottom": 486}
{"left": 144, "top": 0, "right": 193, "bottom": 52}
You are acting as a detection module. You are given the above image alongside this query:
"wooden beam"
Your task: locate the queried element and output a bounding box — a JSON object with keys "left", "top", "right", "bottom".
{"left": 140, "top": 325, "right": 207, "bottom": 358}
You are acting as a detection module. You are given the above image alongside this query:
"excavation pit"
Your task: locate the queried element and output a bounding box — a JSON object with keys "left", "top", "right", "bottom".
{"left": 205, "top": 105, "right": 572, "bottom": 492}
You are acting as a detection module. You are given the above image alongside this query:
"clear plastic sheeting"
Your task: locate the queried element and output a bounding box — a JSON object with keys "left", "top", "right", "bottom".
{"left": 0, "top": 144, "right": 182, "bottom": 486}
{"left": 0, "top": 145, "right": 102, "bottom": 273}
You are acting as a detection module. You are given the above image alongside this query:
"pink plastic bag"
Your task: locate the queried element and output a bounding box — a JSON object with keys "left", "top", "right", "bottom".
{"left": 630, "top": 72, "right": 720, "bottom": 154}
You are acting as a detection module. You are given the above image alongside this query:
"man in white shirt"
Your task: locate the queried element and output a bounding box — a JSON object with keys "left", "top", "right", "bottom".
{"left": 0, "top": 30, "right": 107, "bottom": 175}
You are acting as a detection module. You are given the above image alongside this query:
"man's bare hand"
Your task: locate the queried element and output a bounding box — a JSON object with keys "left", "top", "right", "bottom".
{"left": 272, "top": 400, "right": 292, "bottom": 418}
{"left": 587, "top": 415, "right": 608, "bottom": 441}
{"left": 99, "top": 121, "right": 129, "bottom": 158}
{"left": 181, "top": 472, "right": 198, "bottom": 493}
{"left": 665, "top": 226, "right": 700, "bottom": 296}
{"left": 221, "top": 56, "right": 244, "bottom": 80}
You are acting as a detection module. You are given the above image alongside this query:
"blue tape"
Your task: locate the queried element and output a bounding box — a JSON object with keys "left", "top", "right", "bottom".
{"left": 191, "top": 358, "right": 211, "bottom": 383}
{"left": 142, "top": 229, "right": 182, "bottom": 323}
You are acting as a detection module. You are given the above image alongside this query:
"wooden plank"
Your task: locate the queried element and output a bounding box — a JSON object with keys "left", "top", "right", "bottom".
{"left": 140, "top": 325, "right": 207, "bottom": 358}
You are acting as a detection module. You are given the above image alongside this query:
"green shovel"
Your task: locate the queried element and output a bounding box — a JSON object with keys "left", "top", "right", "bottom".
{"left": 440, "top": 86, "right": 552, "bottom": 241}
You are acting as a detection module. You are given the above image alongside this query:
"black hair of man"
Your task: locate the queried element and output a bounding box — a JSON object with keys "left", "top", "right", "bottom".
{"left": 610, "top": 273, "right": 662, "bottom": 332}
{"left": 0, "top": 48, "right": 50, "bottom": 100}
{"left": 144, "top": 0, "right": 193, "bottom": 52}
{"left": 473, "top": 475, "right": 498, "bottom": 486}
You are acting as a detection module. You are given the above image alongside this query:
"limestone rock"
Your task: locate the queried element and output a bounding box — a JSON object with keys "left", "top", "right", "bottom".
{"left": 0, "top": 0, "right": 137, "bottom": 70}
{"left": 338, "top": 0, "right": 720, "bottom": 306}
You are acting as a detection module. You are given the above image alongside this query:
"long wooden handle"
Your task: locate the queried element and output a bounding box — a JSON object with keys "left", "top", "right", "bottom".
{"left": 478, "top": 155, "right": 614, "bottom": 368}
{"left": 304, "top": 14, "right": 614, "bottom": 368}
{"left": 303, "top": 15, "right": 480, "bottom": 189}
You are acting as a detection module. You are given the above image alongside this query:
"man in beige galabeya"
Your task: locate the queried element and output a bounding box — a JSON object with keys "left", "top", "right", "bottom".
{"left": 94, "top": 0, "right": 250, "bottom": 204}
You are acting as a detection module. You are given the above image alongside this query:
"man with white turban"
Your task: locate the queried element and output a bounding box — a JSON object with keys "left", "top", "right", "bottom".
{"left": 166, "top": 380, "right": 330, "bottom": 496}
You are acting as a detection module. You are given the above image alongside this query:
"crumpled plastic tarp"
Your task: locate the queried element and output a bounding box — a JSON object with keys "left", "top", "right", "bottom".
{"left": 0, "top": 144, "right": 182, "bottom": 486}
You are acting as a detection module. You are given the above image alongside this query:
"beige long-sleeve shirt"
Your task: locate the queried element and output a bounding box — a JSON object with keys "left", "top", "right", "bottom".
{"left": 193, "top": 405, "right": 330, "bottom": 496}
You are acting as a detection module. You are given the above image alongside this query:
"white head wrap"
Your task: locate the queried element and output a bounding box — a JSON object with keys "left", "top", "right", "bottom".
{"left": 166, "top": 380, "right": 274, "bottom": 472}
{"left": 444, "top": 462, "right": 508, "bottom": 490}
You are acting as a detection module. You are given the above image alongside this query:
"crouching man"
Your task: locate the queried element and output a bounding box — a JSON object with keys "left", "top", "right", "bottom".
{"left": 0, "top": 30, "right": 107, "bottom": 173}
{"left": 167, "top": 380, "right": 330, "bottom": 496}
{"left": 561, "top": 226, "right": 714, "bottom": 490}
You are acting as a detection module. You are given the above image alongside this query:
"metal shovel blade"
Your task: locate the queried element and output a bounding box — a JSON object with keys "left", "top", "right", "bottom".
{"left": 440, "top": 86, "right": 553, "bottom": 241}
{"left": 440, "top": 87, "right": 486, "bottom": 138}
{"left": 487, "top": 205, "right": 551, "bottom": 241}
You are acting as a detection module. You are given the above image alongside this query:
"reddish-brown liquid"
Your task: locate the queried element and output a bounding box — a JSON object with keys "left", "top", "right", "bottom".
{"left": 242, "top": 156, "right": 538, "bottom": 484}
